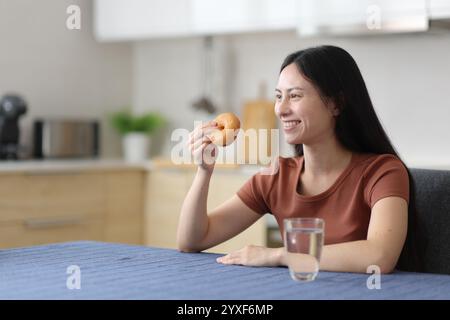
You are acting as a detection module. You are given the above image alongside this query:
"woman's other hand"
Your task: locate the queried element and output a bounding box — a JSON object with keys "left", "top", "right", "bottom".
{"left": 216, "top": 245, "right": 285, "bottom": 267}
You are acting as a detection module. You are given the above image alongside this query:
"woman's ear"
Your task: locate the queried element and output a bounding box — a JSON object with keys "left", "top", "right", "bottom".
{"left": 327, "top": 101, "right": 340, "bottom": 116}
{"left": 329, "top": 93, "right": 344, "bottom": 116}
{"left": 332, "top": 106, "right": 340, "bottom": 116}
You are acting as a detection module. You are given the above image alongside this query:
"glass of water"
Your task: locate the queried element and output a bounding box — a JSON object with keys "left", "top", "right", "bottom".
{"left": 283, "top": 218, "right": 325, "bottom": 282}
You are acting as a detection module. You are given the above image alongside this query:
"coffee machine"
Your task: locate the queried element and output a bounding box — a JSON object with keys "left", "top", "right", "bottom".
{"left": 0, "top": 94, "right": 27, "bottom": 160}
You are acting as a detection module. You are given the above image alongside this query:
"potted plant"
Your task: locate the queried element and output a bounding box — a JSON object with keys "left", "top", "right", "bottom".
{"left": 110, "top": 110, "right": 166, "bottom": 162}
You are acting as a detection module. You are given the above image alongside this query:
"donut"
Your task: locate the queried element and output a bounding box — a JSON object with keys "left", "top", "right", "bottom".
{"left": 208, "top": 112, "right": 240, "bottom": 146}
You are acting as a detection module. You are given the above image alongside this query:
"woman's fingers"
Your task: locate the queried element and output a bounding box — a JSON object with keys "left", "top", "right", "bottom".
{"left": 188, "top": 126, "right": 220, "bottom": 154}
{"left": 217, "top": 253, "right": 240, "bottom": 265}
{"left": 203, "top": 120, "right": 218, "bottom": 129}
{"left": 217, "top": 255, "right": 230, "bottom": 263}
{"left": 192, "top": 141, "right": 209, "bottom": 158}
{"left": 190, "top": 136, "right": 211, "bottom": 151}
{"left": 192, "top": 142, "right": 208, "bottom": 165}
{"left": 187, "top": 121, "right": 220, "bottom": 168}
{"left": 190, "top": 127, "right": 218, "bottom": 145}
{"left": 189, "top": 122, "right": 218, "bottom": 144}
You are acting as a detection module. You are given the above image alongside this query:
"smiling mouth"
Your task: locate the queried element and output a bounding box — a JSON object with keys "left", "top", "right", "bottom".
{"left": 282, "top": 120, "right": 301, "bottom": 130}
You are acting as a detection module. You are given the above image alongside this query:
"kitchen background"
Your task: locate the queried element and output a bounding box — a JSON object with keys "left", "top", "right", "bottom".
{"left": 0, "top": 0, "right": 449, "bottom": 250}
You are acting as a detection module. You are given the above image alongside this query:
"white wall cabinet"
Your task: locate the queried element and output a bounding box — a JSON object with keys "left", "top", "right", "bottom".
{"left": 297, "top": 0, "right": 428, "bottom": 36}
{"left": 94, "top": 0, "right": 297, "bottom": 41}
{"left": 95, "top": 0, "right": 447, "bottom": 41}
{"left": 191, "top": 0, "right": 298, "bottom": 35}
{"left": 94, "top": 0, "right": 192, "bottom": 41}
{"left": 429, "top": 0, "right": 450, "bottom": 19}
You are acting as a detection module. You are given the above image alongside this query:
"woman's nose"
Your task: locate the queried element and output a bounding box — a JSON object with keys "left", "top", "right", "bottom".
{"left": 275, "top": 98, "right": 290, "bottom": 117}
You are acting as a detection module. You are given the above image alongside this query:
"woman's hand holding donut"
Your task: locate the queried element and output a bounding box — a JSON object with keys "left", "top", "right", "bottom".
{"left": 188, "top": 113, "right": 240, "bottom": 173}
{"left": 188, "top": 121, "right": 219, "bottom": 173}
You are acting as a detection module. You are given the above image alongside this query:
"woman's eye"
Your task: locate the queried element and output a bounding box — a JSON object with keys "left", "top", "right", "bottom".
{"left": 290, "top": 94, "right": 302, "bottom": 99}
{"left": 275, "top": 94, "right": 282, "bottom": 100}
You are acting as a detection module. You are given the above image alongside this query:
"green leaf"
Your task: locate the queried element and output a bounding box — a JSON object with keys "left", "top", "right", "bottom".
{"left": 110, "top": 110, "right": 166, "bottom": 135}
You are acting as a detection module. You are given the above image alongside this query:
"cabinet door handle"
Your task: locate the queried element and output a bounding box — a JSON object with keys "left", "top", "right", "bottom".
{"left": 24, "top": 171, "right": 82, "bottom": 176}
{"left": 23, "top": 216, "right": 85, "bottom": 229}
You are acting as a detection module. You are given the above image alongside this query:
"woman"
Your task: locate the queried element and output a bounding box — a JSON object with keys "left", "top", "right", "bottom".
{"left": 177, "top": 45, "right": 419, "bottom": 274}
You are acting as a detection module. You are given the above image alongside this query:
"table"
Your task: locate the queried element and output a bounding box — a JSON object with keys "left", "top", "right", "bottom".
{"left": 0, "top": 241, "right": 449, "bottom": 299}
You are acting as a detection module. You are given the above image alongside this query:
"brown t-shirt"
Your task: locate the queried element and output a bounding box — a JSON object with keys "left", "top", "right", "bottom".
{"left": 237, "top": 153, "right": 410, "bottom": 245}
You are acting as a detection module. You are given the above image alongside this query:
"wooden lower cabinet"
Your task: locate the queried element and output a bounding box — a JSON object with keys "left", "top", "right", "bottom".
{"left": 0, "top": 217, "right": 105, "bottom": 248}
{"left": 0, "top": 170, "right": 144, "bottom": 249}
{"left": 104, "top": 171, "right": 144, "bottom": 244}
{"left": 145, "top": 168, "right": 266, "bottom": 254}
{"left": 0, "top": 166, "right": 266, "bottom": 252}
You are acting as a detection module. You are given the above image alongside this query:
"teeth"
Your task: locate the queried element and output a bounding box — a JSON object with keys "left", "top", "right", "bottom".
{"left": 283, "top": 120, "right": 301, "bottom": 128}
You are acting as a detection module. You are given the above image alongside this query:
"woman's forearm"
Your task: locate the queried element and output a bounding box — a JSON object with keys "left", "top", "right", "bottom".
{"left": 320, "top": 240, "right": 393, "bottom": 273}
{"left": 275, "top": 240, "right": 394, "bottom": 273}
{"left": 176, "top": 168, "right": 212, "bottom": 251}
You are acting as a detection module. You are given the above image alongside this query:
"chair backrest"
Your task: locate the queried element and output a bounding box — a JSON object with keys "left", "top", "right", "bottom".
{"left": 407, "top": 168, "right": 450, "bottom": 274}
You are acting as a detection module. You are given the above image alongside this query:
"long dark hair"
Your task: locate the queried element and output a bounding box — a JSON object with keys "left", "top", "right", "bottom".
{"left": 280, "top": 45, "right": 422, "bottom": 272}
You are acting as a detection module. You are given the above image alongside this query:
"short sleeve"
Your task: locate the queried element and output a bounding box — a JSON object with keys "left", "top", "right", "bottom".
{"left": 236, "top": 173, "right": 271, "bottom": 215}
{"left": 365, "top": 156, "right": 410, "bottom": 208}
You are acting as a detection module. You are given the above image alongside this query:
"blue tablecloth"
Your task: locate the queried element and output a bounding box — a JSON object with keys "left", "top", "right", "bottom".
{"left": 0, "top": 241, "right": 449, "bottom": 300}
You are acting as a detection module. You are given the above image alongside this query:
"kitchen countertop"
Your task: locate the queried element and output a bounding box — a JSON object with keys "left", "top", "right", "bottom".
{"left": 0, "top": 158, "right": 152, "bottom": 173}
{"left": 0, "top": 157, "right": 448, "bottom": 174}
{"left": 0, "top": 157, "right": 262, "bottom": 174}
